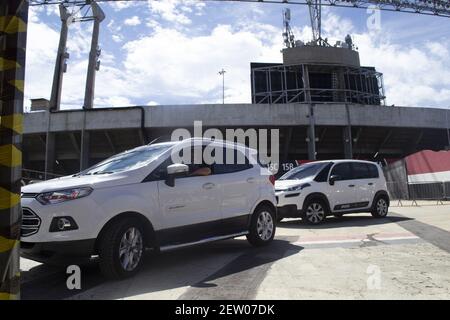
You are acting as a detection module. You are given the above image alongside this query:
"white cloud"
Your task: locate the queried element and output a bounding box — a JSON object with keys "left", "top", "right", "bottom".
{"left": 147, "top": 0, "right": 205, "bottom": 26}
{"left": 24, "top": 6, "right": 450, "bottom": 110}
{"left": 317, "top": 12, "right": 450, "bottom": 108}
{"left": 122, "top": 24, "right": 281, "bottom": 103}
{"left": 108, "top": 1, "right": 140, "bottom": 11}
{"left": 124, "top": 16, "right": 141, "bottom": 27}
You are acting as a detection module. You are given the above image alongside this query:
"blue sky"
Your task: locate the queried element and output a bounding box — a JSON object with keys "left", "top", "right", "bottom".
{"left": 25, "top": 0, "right": 450, "bottom": 110}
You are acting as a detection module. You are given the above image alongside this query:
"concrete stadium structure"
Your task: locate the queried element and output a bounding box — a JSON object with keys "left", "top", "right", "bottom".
{"left": 23, "top": 103, "right": 450, "bottom": 178}
{"left": 22, "top": 33, "right": 450, "bottom": 180}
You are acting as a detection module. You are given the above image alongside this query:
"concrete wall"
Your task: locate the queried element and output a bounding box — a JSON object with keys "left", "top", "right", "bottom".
{"left": 23, "top": 104, "right": 450, "bottom": 134}
{"left": 282, "top": 46, "right": 360, "bottom": 67}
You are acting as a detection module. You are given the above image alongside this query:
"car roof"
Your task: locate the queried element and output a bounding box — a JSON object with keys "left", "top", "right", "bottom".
{"left": 144, "top": 138, "right": 255, "bottom": 152}
{"left": 307, "top": 159, "right": 379, "bottom": 165}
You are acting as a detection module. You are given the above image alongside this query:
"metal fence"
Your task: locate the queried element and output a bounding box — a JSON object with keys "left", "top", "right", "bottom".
{"left": 386, "top": 181, "right": 450, "bottom": 205}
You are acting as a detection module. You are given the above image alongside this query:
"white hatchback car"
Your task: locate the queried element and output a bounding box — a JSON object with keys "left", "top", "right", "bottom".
{"left": 275, "top": 160, "right": 389, "bottom": 225}
{"left": 20, "top": 138, "right": 277, "bottom": 279}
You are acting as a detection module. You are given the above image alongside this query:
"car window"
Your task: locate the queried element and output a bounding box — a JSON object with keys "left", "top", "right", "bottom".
{"left": 330, "top": 162, "right": 352, "bottom": 181}
{"left": 351, "top": 162, "right": 371, "bottom": 180}
{"left": 367, "top": 164, "right": 380, "bottom": 178}
{"left": 279, "top": 162, "right": 325, "bottom": 180}
{"left": 314, "top": 162, "right": 333, "bottom": 182}
{"left": 213, "top": 147, "right": 253, "bottom": 174}
{"left": 82, "top": 144, "right": 172, "bottom": 175}
{"left": 144, "top": 145, "right": 213, "bottom": 181}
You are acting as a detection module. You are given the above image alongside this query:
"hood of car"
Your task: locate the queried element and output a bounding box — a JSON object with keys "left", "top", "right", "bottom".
{"left": 274, "top": 178, "right": 312, "bottom": 191}
{"left": 21, "top": 172, "right": 137, "bottom": 194}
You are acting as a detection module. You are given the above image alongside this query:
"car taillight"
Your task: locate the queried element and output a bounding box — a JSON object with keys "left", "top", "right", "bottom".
{"left": 269, "top": 175, "right": 275, "bottom": 185}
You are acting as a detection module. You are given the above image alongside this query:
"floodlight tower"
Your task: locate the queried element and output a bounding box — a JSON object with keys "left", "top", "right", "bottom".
{"left": 83, "top": 1, "right": 105, "bottom": 109}
{"left": 49, "top": 5, "right": 74, "bottom": 111}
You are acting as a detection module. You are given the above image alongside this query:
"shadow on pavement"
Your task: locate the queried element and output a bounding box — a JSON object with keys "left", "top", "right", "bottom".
{"left": 21, "top": 237, "right": 302, "bottom": 300}
{"left": 278, "top": 214, "right": 413, "bottom": 229}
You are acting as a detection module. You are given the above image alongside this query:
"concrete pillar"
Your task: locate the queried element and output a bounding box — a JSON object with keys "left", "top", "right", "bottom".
{"left": 282, "top": 127, "right": 293, "bottom": 161}
{"left": 80, "top": 130, "right": 90, "bottom": 170}
{"left": 302, "top": 64, "right": 316, "bottom": 160}
{"left": 343, "top": 126, "right": 353, "bottom": 159}
{"left": 307, "top": 115, "right": 316, "bottom": 160}
{"left": 44, "top": 132, "right": 56, "bottom": 179}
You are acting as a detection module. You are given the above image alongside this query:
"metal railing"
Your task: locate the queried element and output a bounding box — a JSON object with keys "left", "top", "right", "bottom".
{"left": 386, "top": 181, "right": 450, "bottom": 206}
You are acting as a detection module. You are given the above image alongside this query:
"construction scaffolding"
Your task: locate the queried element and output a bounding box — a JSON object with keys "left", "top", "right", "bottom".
{"left": 251, "top": 63, "right": 386, "bottom": 106}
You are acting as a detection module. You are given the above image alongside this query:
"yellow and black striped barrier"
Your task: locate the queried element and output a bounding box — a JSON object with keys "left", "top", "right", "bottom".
{"left": 0, "top": 0, "right": 29, "bottom": 300}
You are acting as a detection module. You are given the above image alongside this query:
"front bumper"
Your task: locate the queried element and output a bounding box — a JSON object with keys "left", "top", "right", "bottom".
{"left": 21, "top": 239, "right": 96, "bottom": 264}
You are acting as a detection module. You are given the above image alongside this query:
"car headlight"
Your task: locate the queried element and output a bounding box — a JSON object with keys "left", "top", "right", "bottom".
{"left": 286, "top": 183, "right": 311, "bottom": 192}
{"left": 36, "top": 187, "right": 93, "bottom": 205}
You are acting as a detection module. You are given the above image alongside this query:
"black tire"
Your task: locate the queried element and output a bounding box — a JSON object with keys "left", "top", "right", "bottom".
{"left": 303, "top": 199, "right": 328, "bottom": 225}
{"left": 371, "top": 196, "right": 389, "bottom": 218}
{"left": 98, "top": 218, "right": 146, "bottom": 280}
{"left": 247, "top": 205, "right": 276, "bottom": 247}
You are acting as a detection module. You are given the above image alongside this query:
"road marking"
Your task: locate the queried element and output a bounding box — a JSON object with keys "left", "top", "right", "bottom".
{"left": 294, "top": 235, "right": 420, "bottom": 246}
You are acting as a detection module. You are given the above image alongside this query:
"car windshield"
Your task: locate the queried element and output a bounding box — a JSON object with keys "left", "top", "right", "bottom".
{"left": 80, "top": 144, "right": 172, "bottom": 175}
{"left": 278, "top": 163, "right": 326, "bottom": 180}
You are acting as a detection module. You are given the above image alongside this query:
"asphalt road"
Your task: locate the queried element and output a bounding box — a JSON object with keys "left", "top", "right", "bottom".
{"left": 20, "top": 202, "right": 450, "bottom": 299}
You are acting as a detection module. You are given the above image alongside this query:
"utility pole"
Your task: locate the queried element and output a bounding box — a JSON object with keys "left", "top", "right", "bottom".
{"left": 218, "top": 69, "right": 226, "bottom": 104}
{"left": 0, "top": 0, "right": 29, "bottom": 300}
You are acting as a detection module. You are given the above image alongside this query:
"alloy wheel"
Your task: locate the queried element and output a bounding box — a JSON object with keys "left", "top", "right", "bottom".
{"left": 306, "top": 203, "right": 325, "bottom": 224}
{"left": 256, "top": 211, "right": 274, "bottom": 241}
{"left": 118, "top": 227, "right": 143, "bottom": 272}
{"left": 376, "top": 198, "right": 388, "bottom": 217}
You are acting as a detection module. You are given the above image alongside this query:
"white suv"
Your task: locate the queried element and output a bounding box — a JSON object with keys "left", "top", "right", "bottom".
{"left": 20, "top": 138, "right": 277, "bottom": 279}
{"left": 275, "top": 160, "right": 389, "bottom": 225}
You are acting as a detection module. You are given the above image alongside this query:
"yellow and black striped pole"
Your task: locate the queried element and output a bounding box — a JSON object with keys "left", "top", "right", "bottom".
{"left": 0, "top": 0, "right": 29, "bottom": 300}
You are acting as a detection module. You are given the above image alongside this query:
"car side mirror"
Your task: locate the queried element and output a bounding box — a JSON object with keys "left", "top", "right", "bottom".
{"left": 165, "top": 163, "right": 189, "bottom": 187}
{"left": 329, "top": 175, "right": 340, "bottom": 186}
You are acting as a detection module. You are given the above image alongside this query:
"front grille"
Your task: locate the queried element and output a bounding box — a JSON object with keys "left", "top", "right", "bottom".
{"left": 21, "top": 208, "right": 41, "bottom": 237}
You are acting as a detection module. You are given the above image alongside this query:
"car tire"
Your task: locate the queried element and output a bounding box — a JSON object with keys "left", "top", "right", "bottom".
{"left": 98, "top": 218, "right": 145, "bottom": 280}
{"left": 371, "top": 196, "right": 389, "bottom": 218}
{"left": 303, "top": 199, "right": 328, "bottom": 225}
{"left": 247, "top": 205, "right": 276, "bottom": 247}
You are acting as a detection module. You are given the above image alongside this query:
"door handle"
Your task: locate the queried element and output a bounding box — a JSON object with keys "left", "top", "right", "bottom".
{"left": 348, "top": 184, "right": 355, "bottom": 187}
{"left": 202, "top": 182, "right": 215, "bottom": 190}
{"left": 247, "top": 177, "right": 255, "bottom": 183}
{"left": 368, "top": 182, "right": 374, "bottom": 186}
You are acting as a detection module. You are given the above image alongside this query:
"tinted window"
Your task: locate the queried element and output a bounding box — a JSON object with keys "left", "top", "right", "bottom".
{"left": 279, "top": 163, "right": 325, "bottom": 180}
{"left": 330, "top": 163, "right": 352, "bottom": 181}
{"left": 314, "top": 162, "right": 333, "bottom": 182}
{"left": 145, "top": 145, "right": 214, "bottom": 181}
{"left": 351, "top": 162, "right": 371, "bottom": 180}
{"left": 367, "top": 164, "right": 379, "bottom": 178}
{"left": 213, "top": 147, "right": 252, "bottom": 174}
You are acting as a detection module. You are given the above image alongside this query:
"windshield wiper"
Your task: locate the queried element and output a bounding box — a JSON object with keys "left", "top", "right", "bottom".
{"left": 93, "top": 171, "right": 114, "bottom": 175}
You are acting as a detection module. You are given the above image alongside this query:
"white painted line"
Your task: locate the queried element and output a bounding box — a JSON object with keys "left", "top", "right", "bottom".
{"left": 294, "top": 235, "right": 420, "bottom": 245}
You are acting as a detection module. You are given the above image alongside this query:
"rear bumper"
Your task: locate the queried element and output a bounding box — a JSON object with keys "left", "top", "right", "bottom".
{"left": 21, "top": 239, "right": 96, "bottom": 264}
